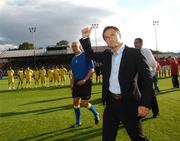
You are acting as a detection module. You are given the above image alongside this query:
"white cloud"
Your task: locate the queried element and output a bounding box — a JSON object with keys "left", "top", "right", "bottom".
{"left": 0, "top": 0, "right": 114, "bottom": 48}
{"left": 0, "top": 0, "right": 179, "bottom": 52}
{"left": 0, "top": 44, "right": 18, "bottom": 51}
{"left": 96, "top": 0, "right": 180, "bottom": 52}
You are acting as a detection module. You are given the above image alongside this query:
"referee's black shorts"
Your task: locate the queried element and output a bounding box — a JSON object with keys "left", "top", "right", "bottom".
{"left": 72, "top": 79, "right": 92, "bottom": 100}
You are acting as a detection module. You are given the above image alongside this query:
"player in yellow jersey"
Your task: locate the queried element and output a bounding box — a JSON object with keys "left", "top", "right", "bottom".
{"left": 48, "top": 67, "right": 54, "bottom": 87}
{"left": 54, "top": 66, "right": 60, "bottom": 86}
{"left": 24, "top": 67, "right": 33, "bottom": 88}
{"left": 7, "top": 67, "right": 15, "bottom": 90}
{"left": 33, "top": 67, "right": 39, "bottom": 88}
{"left": 17, "top": 68, "right": 24, "bottom": 89}
{"left": 59, "top": 65, "right": 67, "bottom": 86}
{"left": 39, "top": 66, "right": 46, "bottom": 87}
{"left": 67, "top": 69, "right": 72, "bottom": 86}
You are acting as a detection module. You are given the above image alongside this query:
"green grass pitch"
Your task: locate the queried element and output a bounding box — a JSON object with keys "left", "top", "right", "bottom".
{"left": 0, "top": 77, "right": 180, "bottom": 141}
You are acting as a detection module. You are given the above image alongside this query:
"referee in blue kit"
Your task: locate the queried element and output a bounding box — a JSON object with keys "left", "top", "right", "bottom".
{"left": 71, "top": 41, "right": 100, "bottom": 128}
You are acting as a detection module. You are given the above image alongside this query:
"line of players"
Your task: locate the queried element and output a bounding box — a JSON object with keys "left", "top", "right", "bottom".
{"left": 7, "top": 57, "right": 179, "bottom": 90}
{"left": 7, "top": 65, "right": 71, "bottom": 90}
{"left": 157, "top": 56, "right": 180, "bottom": 78}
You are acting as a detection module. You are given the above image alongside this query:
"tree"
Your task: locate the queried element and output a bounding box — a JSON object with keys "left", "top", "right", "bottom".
{"left": 18, "top": 42, "right": 34, "bottom": 50}
{"left": 56, "top": 40, "right": 70, "bottom": 48}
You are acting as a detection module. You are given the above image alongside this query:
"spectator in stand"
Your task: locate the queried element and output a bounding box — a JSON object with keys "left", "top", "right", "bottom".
{"left": 170, "top": 57, "right": 179, "bottom": 88}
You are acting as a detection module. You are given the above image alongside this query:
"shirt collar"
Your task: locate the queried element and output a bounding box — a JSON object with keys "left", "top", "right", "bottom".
{"left": 113, "top": 43, "right": 125, "bottom": 55}
{"left": 75, "top": 51, "right": 83, "bottom": 57}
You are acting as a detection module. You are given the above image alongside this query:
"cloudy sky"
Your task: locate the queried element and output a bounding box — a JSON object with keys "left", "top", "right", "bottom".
{"left": 0, "top": 0, "right": 180, "bottom": 52}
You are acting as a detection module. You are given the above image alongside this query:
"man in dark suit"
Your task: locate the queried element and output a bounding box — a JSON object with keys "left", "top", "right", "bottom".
{"left": 80, "top": 26, "right": 153, "bottom": 141}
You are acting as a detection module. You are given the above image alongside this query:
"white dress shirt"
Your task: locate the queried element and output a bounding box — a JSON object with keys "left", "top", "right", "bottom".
{"left": 109, "top": 44, "right": 125, "bottom": 95}
{"left": 140, "top": 48, "right": 157, "bottom": 77}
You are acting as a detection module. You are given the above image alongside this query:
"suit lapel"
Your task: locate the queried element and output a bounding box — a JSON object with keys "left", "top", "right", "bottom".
{"left": 118, "top": 46, "right": 128, "bottom": 78}
{"left": 107, "top": 50, "right": 112, "bottom": 80}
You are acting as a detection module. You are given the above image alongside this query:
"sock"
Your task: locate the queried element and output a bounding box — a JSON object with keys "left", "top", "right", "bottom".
{"left": 74, "top": 105, "right": 81, "bottom": 125}
{"left": 87, "top": 103, "right": 98, "bottom": 117}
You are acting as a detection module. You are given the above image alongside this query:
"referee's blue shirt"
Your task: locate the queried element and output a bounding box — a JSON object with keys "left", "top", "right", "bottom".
{"left": 72, "top": 52, "right": 94, "bottom": 80}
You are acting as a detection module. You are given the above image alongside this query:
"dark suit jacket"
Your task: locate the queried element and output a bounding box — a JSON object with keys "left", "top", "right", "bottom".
{"left": 80, "top": 38, "right": 153, "bottom": 111}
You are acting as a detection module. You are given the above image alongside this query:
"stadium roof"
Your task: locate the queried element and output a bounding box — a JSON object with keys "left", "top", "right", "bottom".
{"left": 0, "top": 46, "right": 179, "bottom": 59}
{"left": 0, "top": 46, "right": 109, "bottom": 59}
{"left": 0, "top": 49, "right": 46, "bottom": 58}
